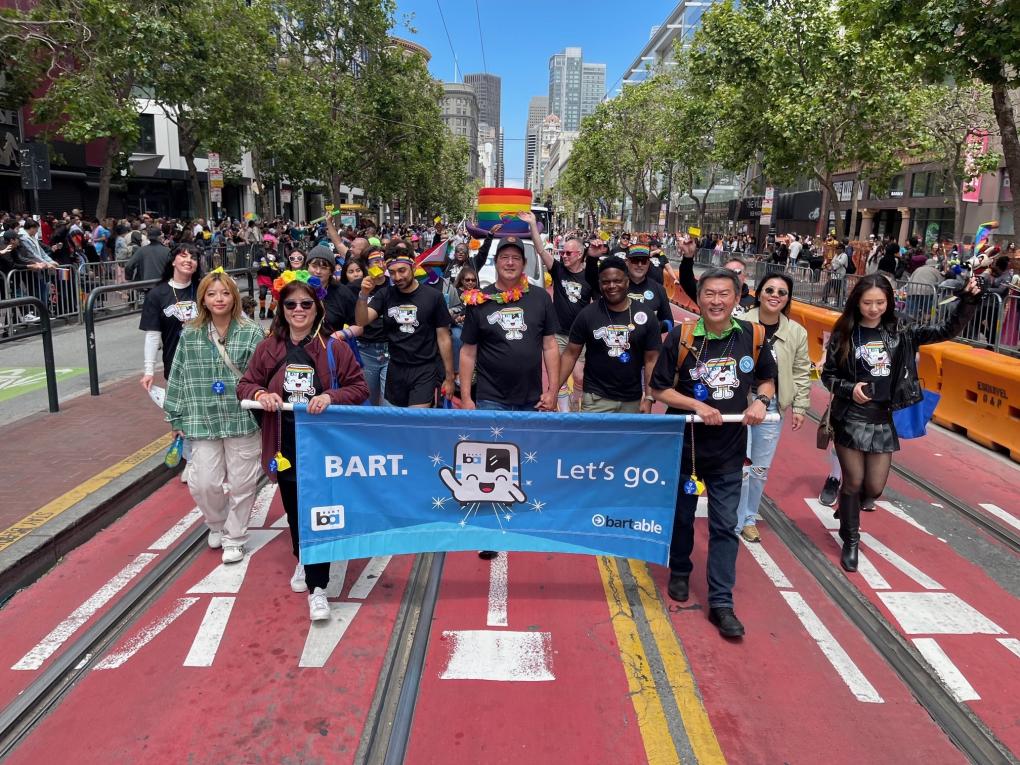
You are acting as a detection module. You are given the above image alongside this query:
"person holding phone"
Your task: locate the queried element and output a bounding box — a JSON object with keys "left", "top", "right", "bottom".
{"left": 822, "top": 274, "right": 981, "bottom": 573}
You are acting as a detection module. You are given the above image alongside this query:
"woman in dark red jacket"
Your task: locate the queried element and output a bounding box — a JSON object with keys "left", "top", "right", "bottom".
{"left": 237, "top": 273, "right": 368, "bottom": 621}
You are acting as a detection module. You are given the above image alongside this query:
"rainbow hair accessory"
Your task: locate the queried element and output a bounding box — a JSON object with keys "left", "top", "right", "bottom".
{"left": 271, "top": 269, "right": 327, "bottom": 300}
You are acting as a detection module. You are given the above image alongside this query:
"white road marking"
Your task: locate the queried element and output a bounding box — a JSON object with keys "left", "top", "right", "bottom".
{"left": 13, "top": 553, "right": 158, "bottom": 670}
{"left": 271, "top": 513, "right": 289, "bottom": 529}
{"left": 298, "top": 602, "right": 362, "bottom": 668}
{"left": 878, "top": 592, "right": 1006, "bottom": 635}
{"left": 978, "top": 503, "right": 1020, "bottom": 532}
{"left": 805, "top": 498, "right": 840, "bottom": 530}
{"left": 828, "top": 532, "right": 891, "bottom": 590}
{"left": 740, "top": 538, "right": 793, "bottom": 589}
{"left": 149, "top": 507, "right": 202, "bottom": 550}
{"left": 186, "top": 530, "right": 282, "bottom": 594}
{"left": 324, "top": 560, "right": 349, "bottom": 599}
{"left": 996, "top": 638, "right": 1020, "bottom": 660}
{"left": 348, "top": 556, "right": 391, "bottom": 600}
{"left": 183, "top": 597, "right": 237, "bottom": 667}
{"left": 874, "top": 501, "right": 933, "bottom": 536}
{"left": 95, "top": 597, "right": 198, "bottom": 669}
{"left": 780, "top": 591, "right": 883, "bottom": 703}
{"left": 440, "top": 630, "right": 555, "bottom": 681}
{"left": 487, "top": 552, "right": 509, "bottom": 626}
{"left": 695, "top": 495, "right": 707, "bottom": 518}
{"left": 859, "top": 533, "right": 943, "bottom": 590}
{"left": 912, "top": 638, "right": 980, "bottom": 702}
{"left": 248, "top": 483, "right": 279, "bottom": 528}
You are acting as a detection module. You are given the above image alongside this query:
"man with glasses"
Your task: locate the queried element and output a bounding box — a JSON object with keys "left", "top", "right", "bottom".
{"left": 355, "top": 253, "right": 454, "bottom": 408}
{"left": 675, "top": 239, "right": 755, "bottom": 317}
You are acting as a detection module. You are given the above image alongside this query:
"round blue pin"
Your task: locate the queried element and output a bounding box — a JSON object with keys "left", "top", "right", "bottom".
{"left": 694, "top": 382, "right": 709, "bottom": 401}
{"left": 211, "top": 380, "right": 226, "bottom": 395}
{"left": 618, "top": 351, "right": 631, "bottom": 364}
{"left": 268, "top": 458, "right": 278, "bottom": 473}
{"left": 683, "top": 479, "right": 698, "bottom": 495}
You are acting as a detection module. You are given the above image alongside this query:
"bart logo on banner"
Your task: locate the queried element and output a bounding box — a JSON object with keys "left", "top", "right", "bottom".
{"left": 311, "top": 505, "right": 345, "bottom": 531}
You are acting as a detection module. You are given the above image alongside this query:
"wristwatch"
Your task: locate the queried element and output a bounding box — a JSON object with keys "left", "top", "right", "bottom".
{"left": 753, "top": 394, "right": 770, "bottom": 406}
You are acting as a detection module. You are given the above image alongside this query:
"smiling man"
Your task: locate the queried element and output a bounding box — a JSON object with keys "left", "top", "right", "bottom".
{"left": 650, "top": 267, "right": 777, "bottom": 639}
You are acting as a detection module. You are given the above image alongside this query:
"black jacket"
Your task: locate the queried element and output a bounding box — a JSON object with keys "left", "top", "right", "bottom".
{"left": 822, "top": 292, "right": 979, "bottom": 412}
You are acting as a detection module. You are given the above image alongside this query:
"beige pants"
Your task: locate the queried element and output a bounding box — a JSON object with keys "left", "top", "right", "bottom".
{"left": 580, "top": 393, "right": 641, "bottom": 414}
{"left": 187, "top": 433, "right": 262, "bottom": 546}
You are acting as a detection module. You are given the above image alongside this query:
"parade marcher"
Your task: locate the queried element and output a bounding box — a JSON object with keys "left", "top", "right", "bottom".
{"left": 164, "top": 270, "right": 265, "bottom": 563}
{"left": 650, "top": 267, "right": 776, "bottom": 638}
{"left": 139, "top": 242, "right": 204, "bottom": 392}
{"left": 734, "top": 273, "right": 811, "bottom": 542}
{"left": 558, "top": 256, "right": 661, "bottom": 413}
{"left": 355, "top": 250, "right": 454, "bottom": 407}
{"left": 237, "top": 271, "right": 369, "bottom": 620}
{"left": 255, "top": 247, "right": 284, "bottom": 319}
{"left": 821, "top": 274, "right": 980, "bottom": 572}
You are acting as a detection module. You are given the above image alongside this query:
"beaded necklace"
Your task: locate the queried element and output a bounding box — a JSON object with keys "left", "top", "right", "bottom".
{"left": 683, "top": 326, "right": 738, "bottom": 496}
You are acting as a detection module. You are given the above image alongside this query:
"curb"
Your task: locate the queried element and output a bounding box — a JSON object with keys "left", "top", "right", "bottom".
{"left": 0, "top": 452, "right": 176, "bottom": 604}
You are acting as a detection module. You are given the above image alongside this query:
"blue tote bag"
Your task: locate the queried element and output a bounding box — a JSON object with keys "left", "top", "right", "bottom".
{"left": 892, "top": 390, "right": 941, "bottom": 439}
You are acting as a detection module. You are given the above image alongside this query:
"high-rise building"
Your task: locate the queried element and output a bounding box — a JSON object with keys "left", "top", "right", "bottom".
{"left": 547, "top": 47, "right": 605, "bottom": 132}
{"left": 464, "top": 73, "right": 501, "bottom": 187}
{"left": 497, "top": 127, "right": 505, "bottom": 186}
{"left": 440, "top": 82, "right": 480, "bottom": 181}
{"left": 524, "top": 96, "right": 548, "bottom": 192}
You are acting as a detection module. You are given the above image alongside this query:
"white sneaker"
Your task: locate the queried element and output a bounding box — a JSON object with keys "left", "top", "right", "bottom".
{"left": 290, "top": 562, "right": 307, "bottom": 593}
{"left": 180, "top": 462, "right": 191, "bottom": 484}
{"left": 221, "top": 544, "right": 244, "bottom": 564}
{"left": 308, "top": 588, "right": 330, "bottom": 621}
{"left": 21, "top": 312, "right": 40, "bottom": 324}
{"left": 207, "top": 530, "right": 222, "bottom": 549}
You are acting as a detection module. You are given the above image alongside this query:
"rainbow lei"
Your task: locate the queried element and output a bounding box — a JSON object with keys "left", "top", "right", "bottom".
{"left": 461, "top": 276, "right": 530, "bottom": 306}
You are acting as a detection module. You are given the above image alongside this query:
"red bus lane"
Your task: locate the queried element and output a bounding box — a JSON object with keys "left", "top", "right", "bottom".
{"left": 404, "top": 551, "right": 662, "bottom": 764}
{"left": 649, "top": 505, "right": 966, "bottom": 764}
{"left": 765, "top": 413, "right": 1020, "bottom": 755}
{"left": 3, "top": 486, "right": 414, "bottom": 764}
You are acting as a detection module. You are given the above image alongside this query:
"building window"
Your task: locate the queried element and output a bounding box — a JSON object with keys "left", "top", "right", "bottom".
{"left": 911, "top": 170, "right": 947, "bottom": 198}
{"left": 870, "top": 174, "right": 904, "bottom": 199}
{"left": 910, "top": 207, "right": 954, "bottom": 245}
{"left": 136, "top": 114, "right": 156, "bottom": 153}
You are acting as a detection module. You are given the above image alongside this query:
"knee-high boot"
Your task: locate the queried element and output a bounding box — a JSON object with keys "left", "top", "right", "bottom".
{"left": 838, "top": 492, "right": 860, "bottom": 572}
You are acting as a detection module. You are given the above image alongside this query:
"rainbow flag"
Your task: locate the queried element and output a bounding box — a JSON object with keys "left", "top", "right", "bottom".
{"left": 476, "top": 187, "right": 532, "bottom": 234}
{"left": 974, "top": 220, "right": 998, "bottom": 253}
{"left": 414, "top": 237, "right": 451, "bottom": 284}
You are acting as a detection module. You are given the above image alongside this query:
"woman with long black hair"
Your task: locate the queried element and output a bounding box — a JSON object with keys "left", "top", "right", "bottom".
{"left": 821, "top": 274, "right": 980, "bottom": 572}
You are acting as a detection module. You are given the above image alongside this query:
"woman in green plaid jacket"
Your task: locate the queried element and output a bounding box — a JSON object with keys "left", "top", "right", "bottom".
{"left": 164, "top": 270, "right": 266, "bottom": 565}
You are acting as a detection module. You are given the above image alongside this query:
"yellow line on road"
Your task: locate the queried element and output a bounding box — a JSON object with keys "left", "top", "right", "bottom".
{"left": 0, "top": 433, "right": 172, "bottom": 553}
{"left": 597, "top": 555, "right": 681, "bottom": 765}
{"left": 629, "top": 560, "right": 728, "bottom": 764}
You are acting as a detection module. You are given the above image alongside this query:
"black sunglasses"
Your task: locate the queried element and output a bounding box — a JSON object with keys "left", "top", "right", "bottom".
{"left": 283, "top": 299, "right": 315, "bottom": 310}
{"left": 629, "top": 256, "right": 650, "bottom": 264}
{"left": 763, "top": 287, "right": 789, "bottom": 297}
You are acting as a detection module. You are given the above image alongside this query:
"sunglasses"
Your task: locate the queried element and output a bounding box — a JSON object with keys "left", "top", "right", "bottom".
{"left": 283, "top": 299, "right": 315, "bottom": 310}
{"left": 629, "top": 257, "right": 650, "bottom": 264}
{"left": 728, "top": 268, "right": 744, "bottom": 275}
{"left": 762, "top": 287, "right": 789, "bottom": 297}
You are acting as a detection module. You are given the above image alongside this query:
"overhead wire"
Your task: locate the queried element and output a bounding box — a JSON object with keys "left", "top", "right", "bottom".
{"left": 434, "top": 0, "right": 461, "bottom": 81}
{"left": 474, "top": 0, "right": 488, "bottom": 73}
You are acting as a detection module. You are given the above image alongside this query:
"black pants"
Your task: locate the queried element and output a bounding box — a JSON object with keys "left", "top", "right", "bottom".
{"left": 278, "top": 478, "right": 330, "bottom": 591}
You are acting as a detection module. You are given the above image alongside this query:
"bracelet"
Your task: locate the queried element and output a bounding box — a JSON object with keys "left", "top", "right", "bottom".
{"left": 357, "top": 293, "right": 370, "bottom": 302}
{"left": 253, "top": 390, "right": 266, "bottom": 401}
{"left": 341, "top": 328, "right": 353, "bottom": 342}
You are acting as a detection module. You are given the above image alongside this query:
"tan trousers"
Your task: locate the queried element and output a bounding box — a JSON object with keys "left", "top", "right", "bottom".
{"left": 580, "top": 393, "right": 641, "bottom": 414}
{"left": 187, "top": 433, "right": 262, "bottom": 547}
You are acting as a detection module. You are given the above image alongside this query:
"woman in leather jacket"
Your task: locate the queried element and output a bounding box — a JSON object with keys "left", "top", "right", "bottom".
{"left": 821, "top": 274, "right": 981, "bottom": 573}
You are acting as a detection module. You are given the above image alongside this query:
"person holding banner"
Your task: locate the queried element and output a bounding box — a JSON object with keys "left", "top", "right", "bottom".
{"left": 355, "top": 252, "right": 454, "bottom": 407}
{"left": 164, "top": 270, "right": 265, "bottom": 563}
{"left": 558, "top": 256, "right": 661, "bottom": 414}
{"left": 237, "top": 272, "right": 369, "bottom": 621}
{"left": 650, "top": 267, "right": 777, "bottom": 639}
{"left": 821, "top": 274, "right": 980, "bottom": 574}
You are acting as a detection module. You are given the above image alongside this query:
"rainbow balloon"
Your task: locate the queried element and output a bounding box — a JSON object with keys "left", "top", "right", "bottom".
{"left": 475, "top": 187, "right": 533, "bottom": 234}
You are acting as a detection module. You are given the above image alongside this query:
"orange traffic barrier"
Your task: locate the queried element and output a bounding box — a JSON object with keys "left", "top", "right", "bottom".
{"left": 934, "top": 345, "right": 1020, "bottom": 461}
{"left": 664, "top": 268, "right": 699, "bottom": 314}
{"left": 791, "top": 302, "right": 839, "bottom": 366}
{"left": 917, "top": 342, "right": 954, "bottom": 394}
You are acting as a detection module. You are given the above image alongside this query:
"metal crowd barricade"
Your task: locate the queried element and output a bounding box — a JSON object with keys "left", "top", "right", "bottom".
{"left": 934, "top": 287, "right": 1003, "bottom": 350}
{"left": 997, "top": 290, "right": 1020, "bottom": 357}
{"left": 3, "top": 266, "right": 82, "bottom": 328}
{"left": 0, "top": 297, "right": 59, "bottom": 411}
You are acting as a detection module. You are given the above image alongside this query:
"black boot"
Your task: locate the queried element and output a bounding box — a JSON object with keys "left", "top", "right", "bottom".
{"left": 837, "top": 492, "right": 861, "bottom": 572}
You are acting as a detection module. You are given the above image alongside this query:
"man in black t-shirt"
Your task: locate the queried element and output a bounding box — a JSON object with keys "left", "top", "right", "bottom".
{"left": 356, "top": 254, "right": 453, "bottom": 407}
{"left": 460, "top": 236, "right": 559, "bottom": 411}
{"left": 650, "top": 267, "right": 777, "bottom": 639}
{"left": 624, "top": 249, "right": 673, "bottom": 328}
{"left": 559, "top": 257, "right": 661, "bottom": 413}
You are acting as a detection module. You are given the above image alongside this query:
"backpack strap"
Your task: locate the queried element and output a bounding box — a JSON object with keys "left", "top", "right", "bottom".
{"left": 751, "top": 321, "right": 766, "bottom": 367}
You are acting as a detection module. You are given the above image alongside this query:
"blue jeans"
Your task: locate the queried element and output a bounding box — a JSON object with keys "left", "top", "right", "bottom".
{"left": 736, "top": 400, "right": 782, "bottom": 531}
{"left": 358, "top": 341, "right": 389, "bottom": 406}
{"left": 670, "top": 470, "right": 743, "bottom": 609}
{"left": 476, "top": 400, "right": 537, "bottom": 411}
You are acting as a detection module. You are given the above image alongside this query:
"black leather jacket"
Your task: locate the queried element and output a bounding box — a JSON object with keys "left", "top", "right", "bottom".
{"left": 822, "top": 291, "right": 979, "bottom": 412}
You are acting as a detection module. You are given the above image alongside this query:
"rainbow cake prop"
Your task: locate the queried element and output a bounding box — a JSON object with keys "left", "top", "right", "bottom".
{"left": 467, "top": 187, "right": 541, "bottom": 239}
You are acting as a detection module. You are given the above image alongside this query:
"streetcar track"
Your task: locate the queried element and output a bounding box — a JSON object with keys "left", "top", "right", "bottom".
{"left": 757, "top": 492, "right": 1017, "bottom": 765}
{"left": 803, "top": 407, "right": 1020, "bottom": 553}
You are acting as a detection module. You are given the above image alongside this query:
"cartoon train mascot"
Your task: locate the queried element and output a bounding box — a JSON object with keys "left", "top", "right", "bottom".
{"left": 439, "top": 441, "right": 528, "bottom": 506}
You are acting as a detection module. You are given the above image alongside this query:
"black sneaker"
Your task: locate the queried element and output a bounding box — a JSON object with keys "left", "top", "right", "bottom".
{"left": 667, "top": 572, "right": 689, "bottom": 602}
{"left": 478, "top": 550, "right": 498, "bottom": 560}
{"left": 819, "top": 476, "right": 840, "bottom": 507}
{"left": 708, "top": 607, "right": 745, "bottom": 638}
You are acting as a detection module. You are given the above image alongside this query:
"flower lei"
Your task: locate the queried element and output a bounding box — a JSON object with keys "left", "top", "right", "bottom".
{"left": 271, "top": 269, "right": 327, "bottom": 300}
{"left": 461, "top": 276, "right": 530, "bottom": 306}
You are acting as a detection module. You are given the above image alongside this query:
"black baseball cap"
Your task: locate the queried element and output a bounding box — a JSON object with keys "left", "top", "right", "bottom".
{"left": 2, "top": 230, "right": 19, "bottom": 241}
{"left": 495, "top": 236, "right": 526, "bottom": 259}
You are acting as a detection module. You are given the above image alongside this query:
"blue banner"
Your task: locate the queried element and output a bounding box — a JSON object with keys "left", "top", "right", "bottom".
{"left": 294, "top": 407, "right": 685, "bottom": 566}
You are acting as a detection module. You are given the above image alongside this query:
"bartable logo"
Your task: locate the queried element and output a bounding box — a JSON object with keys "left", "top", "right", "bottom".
{"left": 311, "top": 505, "right": 345, "bottom": 531}
{"left": 591, "top": 514, "right": 663, "bottom": 535}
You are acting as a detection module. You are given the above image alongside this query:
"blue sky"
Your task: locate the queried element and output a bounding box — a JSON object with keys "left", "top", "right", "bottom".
{"left": 393, "top": 0, "right": 675, "bottom": 186}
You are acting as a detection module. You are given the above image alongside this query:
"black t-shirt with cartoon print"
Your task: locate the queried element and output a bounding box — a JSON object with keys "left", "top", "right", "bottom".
{"left": 461, "top": 285, "right": 558, "bottom": 406}
{"left": 568, "top": 299, "right": 662, "bottom": 401}
{"left": 853, "top": 325, "right": 893, "bottom": 403}
{"left": 647, "top": 253, "right": 666, "bottom": 284}
{"left": 650, "top": 319, "right": 778, "bottom": 477}
{"left": 279, "top": 337, "right": 325, "bottom": 482}
{"left": 139, "top": 281, "right": 198, "bottom": 379}
{"left": 368, "top": 283, "right": 451, "bottom": 367}
{"left": 549, "top": 260, "right": 592, "bottom": 332}
{"left": 627, "top": 277, "right": 673, "bottom": 326}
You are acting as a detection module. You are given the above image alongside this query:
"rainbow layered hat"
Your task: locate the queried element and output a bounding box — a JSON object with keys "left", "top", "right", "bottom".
{"left": 467, "top": 187, "right": 540, "bottom": 239}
